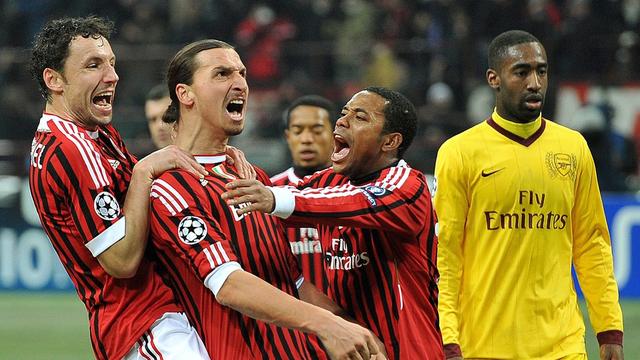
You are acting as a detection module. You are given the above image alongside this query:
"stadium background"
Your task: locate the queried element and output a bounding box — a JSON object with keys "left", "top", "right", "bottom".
{"left": 0, "top": 0, "right": 639, "bottom": 358}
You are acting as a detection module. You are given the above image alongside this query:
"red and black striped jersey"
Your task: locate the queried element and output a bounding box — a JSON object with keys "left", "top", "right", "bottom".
{"left": 280, "top": 160, "right": 444, "bottom": 360}
{"left": 271, "top": 167, "right": 326, "bottom": 292}
{"left": 149, "top": 155, "right": 325, "bottom": 360}
{"left": 28, "top": 113, "right": 180, "bottom": 360}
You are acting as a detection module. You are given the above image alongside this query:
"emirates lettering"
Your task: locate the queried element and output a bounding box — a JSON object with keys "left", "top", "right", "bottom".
{"left": 326, "top": 251, "right": 370, "bottom": 270}
{"left": 485, "top": 190, "right": 567, "bottom": 230}
{"left": 290, "top": 240, "right": 322, "bottom": 254}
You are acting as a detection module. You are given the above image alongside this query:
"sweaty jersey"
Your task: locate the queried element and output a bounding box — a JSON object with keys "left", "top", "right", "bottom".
{"left": 273, "top": 160, "right": 444, "bottom": 360}
{"left": 149, "top": 155, "right": 325, "bottom": 360}
{"left": 271, "top": 167, "right": 326, "bottom": 292}
{"left": 434, "top": 111, "right": 623, "bottom": 359}
{"left": 29, "top": 113, "right": 180, "bottom": 360}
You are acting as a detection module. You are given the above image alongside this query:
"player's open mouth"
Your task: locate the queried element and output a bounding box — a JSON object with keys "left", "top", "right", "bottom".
{"left": 226, "top": 98, "right": 245, "bottom": 120}
{"left": 92, "top": 91, "right": 113, "bottom": 112}
{"left": 331, "top": 134, "right": 350, "bottom": 162}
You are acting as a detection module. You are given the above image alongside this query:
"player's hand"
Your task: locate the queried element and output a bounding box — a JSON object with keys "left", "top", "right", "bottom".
{"left": 135, "top": 145, "right": 207, "bottom": 181}
{"left": 600, "top": 344, "right": 623, "bottom": 360}
{"left": 316, "top": 317, "right": 383, "bottom": 360}
{"left": 225, "top": 145, "right": 256, "bottom": 180}
{"left": 222, "top": 179, "right": 275, "bottom": 214}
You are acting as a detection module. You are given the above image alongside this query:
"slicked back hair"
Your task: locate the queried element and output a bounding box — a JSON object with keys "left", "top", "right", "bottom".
{"left": 488, "top": 30, "right": 541, "bottom": 71}
{"left": 363, "top": 86, "right": 417, "bottom": 158}
{"left": 163, "top": 39, "right": 234, "bottom": 124}
{"left": 283, "top": 95, "right": 337, "bottom": 129}
{"left": 30, "top": 16, "right": 114, "bottom": 101}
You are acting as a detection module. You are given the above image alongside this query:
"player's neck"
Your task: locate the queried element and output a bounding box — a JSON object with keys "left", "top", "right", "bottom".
{"left": 44, "top": 100, "right": 99, "bottom": 130}
{"left": 174, "top": 115, "right": 227, "bottom": 154}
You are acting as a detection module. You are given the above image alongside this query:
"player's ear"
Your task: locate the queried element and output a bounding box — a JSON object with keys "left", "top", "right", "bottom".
{"left": 487, "top": 68, "right": 500, "bottom": 90}
{"left": 43, "top": 68, "right": 65, "bottom": 96}
{"left": 176, "top": 84, "right": 195, "bottom": 106}
{"left": 382, "top": 132, "right": 402, "bottom": 153}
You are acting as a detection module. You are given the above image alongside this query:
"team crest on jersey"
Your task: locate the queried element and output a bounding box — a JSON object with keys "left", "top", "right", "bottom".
{"left": 178, "top": 216, "right": 207, "bottom": 245}
{"left": 94, "top": 192, "right": 120, "bottom": 220}
{"left": 210, "top": 164, "right": 236, "bottom": 180}
{"left": 545, "top": 152, "right": 577, "bottom": 180}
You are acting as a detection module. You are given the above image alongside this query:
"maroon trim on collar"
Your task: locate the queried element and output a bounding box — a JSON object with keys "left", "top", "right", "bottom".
{"left": 486, "top": 117, "right": 546, "bottom": 147}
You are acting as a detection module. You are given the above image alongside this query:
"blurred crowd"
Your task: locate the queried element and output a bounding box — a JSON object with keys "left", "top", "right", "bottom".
{"left": 1, "top": 0, "right": 640, "bottom": 191}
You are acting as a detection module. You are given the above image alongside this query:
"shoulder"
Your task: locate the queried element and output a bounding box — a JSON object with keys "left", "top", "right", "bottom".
{"left": 151, "top": 170, "right": 204, "bottom": 214}
{"left": 270, "top": 168, "right": 291, "bottom": 185}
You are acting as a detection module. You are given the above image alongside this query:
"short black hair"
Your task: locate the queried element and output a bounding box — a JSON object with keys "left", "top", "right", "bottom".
{"left": 363, "top": 86, "right": 417, "bottom": 158}
{"left": 283, "top": 95, "right": 337, "bottom": 128}
{"left": 488, "top": 30, "right": 541, "bottom": 70}
{"left": 163, "top": 39, "right": 234, "bottom": 124}
{"left": 146, "top": 83, "right": 169, "bottom": 102}
{"left": 30, "top": 16, "right": 114, "bottom": 101}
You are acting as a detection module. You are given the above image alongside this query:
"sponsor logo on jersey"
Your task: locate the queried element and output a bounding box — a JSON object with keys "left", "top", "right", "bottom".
{"left": 107, "top": 159, "right": 120, "bottom": 169}
{"left": 178, "top": 216, "right": 207, "bottom": 244}
{"left": 481, "top": 167, "right": 504, "bottom": 177}
{"left": 94, "top": 192, "right": 120, "bottom": 220}
{"left": 546, "top": 152, "right": 577, "bottom": 180}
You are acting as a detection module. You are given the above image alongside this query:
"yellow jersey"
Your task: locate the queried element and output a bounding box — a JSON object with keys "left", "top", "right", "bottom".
{"left": 434, "top": 110, "right": 623, "bottom": 359}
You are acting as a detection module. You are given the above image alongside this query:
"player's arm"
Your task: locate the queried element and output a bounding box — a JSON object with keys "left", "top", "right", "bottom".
{"left": 217, "top": 271, "right": 384, "bottom": 360}
{"left": 96, "top": 145, "right": 207, "bottom": 278}
{"left": 150, "top": 177, "right": 384, "bottom": 360}
{"left": 223, "top": 172, "right": 430, "bottom": 236}
{"left": 433, "top": 140, "right": 468, "bottom": 359}
{"left": 571, "top": 137, "right": 624, "bottom": 359}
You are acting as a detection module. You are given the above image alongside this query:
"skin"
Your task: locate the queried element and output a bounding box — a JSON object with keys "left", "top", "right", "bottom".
{"left": 330, "top": 90, "right": 402, "bottom": 178}
{"left": 41, "top": 34, "right": 208, "bottom": 277}
{"left": 145, "top": 96, "right": 173, "bottom": 148}
{"left": 487, "top": 42, "right": 548, "bottom": 124}
{"left": 285, "top": 105, "right": 333, "bottom": 169}
{"left": 172, "top": 47, "right": 383, "bottom": 360}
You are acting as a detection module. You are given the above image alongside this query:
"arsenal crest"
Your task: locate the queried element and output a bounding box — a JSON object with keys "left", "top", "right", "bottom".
{"left": 546, "top": 152, "right": 577, "bottom": 180}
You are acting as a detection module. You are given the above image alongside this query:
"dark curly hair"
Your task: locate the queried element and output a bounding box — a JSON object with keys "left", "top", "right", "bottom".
{"left": 29, "top": 16, "right": 114, "bottom": 101}
{"left": 362, "top": 86, "right": 417, "bottom": 158}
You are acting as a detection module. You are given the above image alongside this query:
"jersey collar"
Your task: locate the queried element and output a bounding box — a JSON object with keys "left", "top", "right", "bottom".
{"left": 194, "top": 154, "right": 227, "bottom": 164}
{"left": 487, "top": 109, "right": 545, "bottom": 147}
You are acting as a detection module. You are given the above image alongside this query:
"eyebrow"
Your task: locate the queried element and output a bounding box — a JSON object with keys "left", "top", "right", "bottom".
{"left": 512, "top": 61, "right": 547, "bottom": 70}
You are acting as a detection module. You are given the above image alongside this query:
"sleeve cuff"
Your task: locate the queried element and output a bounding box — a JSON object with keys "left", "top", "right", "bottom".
{"left": 85, "top": 217, "right": 126, "bottom": 257}
{"left": 597, "top": 330, "right": 623, "bottom": 346}
{"left": 204, "top": 261, "right": 243, "bottom": 297}
{"left": 268, "top": 186, "right": 295, "bottom": 218}
{"left": 443, "top": 343, "right": 462, "bottom": 358}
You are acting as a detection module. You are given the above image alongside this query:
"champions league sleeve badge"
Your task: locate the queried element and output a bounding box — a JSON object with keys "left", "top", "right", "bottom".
{"left": 178, "top": 216, "right": 207, "bottom": 245}
{"left": 94, "top": 192, "right": 121, "bottom": 220}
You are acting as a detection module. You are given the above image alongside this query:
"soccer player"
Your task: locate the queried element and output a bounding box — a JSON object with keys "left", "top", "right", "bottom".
{"left": 145, "top": 83, "right": 173, "bottom": 149}
{"left": 28, "top": 16, "right": 212, "bottom": 360}
{"left": 223, "top": 87, "right": 444, "bottom": 360}
{"left": 433, "top": 30, "right": 624, "bottom": 359}
{"left": 271, "top": 95, "right": 336, "bottom": 290}
{"left": 148, "top": 39, "right": 382, "bottom": 360}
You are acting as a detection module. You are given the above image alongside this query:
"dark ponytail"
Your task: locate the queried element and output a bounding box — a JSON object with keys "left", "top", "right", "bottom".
{"left": 162, "top": 100, "right": 180, "bottom": 124}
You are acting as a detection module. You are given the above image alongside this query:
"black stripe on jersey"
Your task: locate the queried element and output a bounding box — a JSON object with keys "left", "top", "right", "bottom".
{"left": 142, "top": 331, "right": 160, "bottom": 360}
{"left": 367, "top": 230, "right": 400, "bottom": 359}
{"left": 55, "top": 149, "right": 104, "bottom": 236}
{"left": 45, "top": 161, "right": 103, "bottom": 296}
{"left": 92, "top": 308, "right": 109, "bottom": 359}
{"left": 294, "top": 181, "right": 426, "bottom": 219}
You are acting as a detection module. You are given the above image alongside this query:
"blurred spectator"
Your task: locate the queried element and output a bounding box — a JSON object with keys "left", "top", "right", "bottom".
{"left": 569, "top": 103, "right": 637, "bottom": 192}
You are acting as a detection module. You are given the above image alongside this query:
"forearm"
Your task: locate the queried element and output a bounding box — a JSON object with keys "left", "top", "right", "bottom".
{"left": 97, "top": 170, "right": 152, "bottom": 277}
{"left": 216, "top": 270, "right": 335, "bottom": 335}
{"left": 298, "top": 281, "right": 347, "bottom": 317}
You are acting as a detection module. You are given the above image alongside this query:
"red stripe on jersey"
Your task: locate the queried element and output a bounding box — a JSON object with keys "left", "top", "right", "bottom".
{"left": 50, "top": 117, "right": 109, "bottom": 188}
{"left": 150, "top": 166, "right": 325, "bottom": 360}
{"left": 29, "top": 114, "right": 180, "bottom": 360}
{"left": 283, "top": 161, "right": 444, "bottom": 360}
